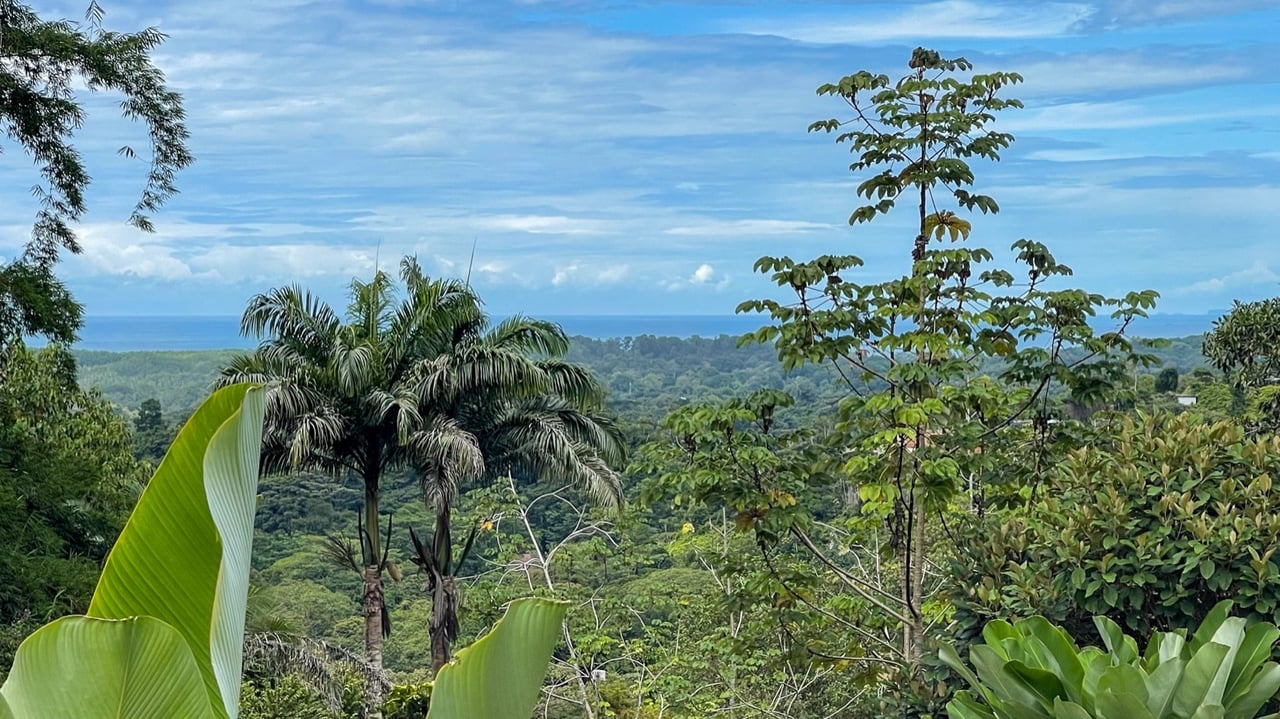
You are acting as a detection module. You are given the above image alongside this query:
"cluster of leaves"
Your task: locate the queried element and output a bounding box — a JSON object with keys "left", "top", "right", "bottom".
{"left": 942, "top": 601, "right": 1280, "bottom": 719}
{"left": 952, "top": 413, "right": 1280, "bottom": 648}
{"left": 1205, "top": 299, "right": 1280, "bottom": 389}
{"left": 0, "top": 346, "right": 146, "bottom": 628}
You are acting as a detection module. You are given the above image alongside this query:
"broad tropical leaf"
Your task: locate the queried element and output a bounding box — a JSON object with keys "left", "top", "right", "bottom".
{"left": 0, "top": 616, "right": 215, "bottom": 719}
{"left": 426, "top": 598, "right": 569, "bottom": 719}
{"left": 0, "top": 384, "right": 265, "bottom": 719}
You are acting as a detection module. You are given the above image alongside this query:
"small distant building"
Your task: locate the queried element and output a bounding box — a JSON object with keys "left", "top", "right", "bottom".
{"left": 1176, "top": 394, "right": 1198, "bottom": 406}
{"left": 509, "top": 553, "right": 542, "bottom": 571}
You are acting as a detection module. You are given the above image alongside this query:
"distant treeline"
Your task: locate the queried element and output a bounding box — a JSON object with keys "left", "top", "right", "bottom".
{"left": 73, "top": 333, "right": 1211, "bottom": 423}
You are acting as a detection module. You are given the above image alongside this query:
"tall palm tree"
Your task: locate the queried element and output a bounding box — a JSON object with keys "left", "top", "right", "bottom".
{"left": 401, "top": 307, "right": 626, "bottom": 675}
{"left": 217, "top": 257, "right": 484, "bottom": 718}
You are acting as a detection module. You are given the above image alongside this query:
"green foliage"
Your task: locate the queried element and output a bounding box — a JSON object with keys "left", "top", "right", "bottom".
{"left": 953, "top": 413, "right": 1280, "bottom": 646}
{"left": 1206, "top": 299, "right": 1280, "bottom": 390}
{"left": 1247, "top": 386, "right": 1280, "bottom": 436}
{"left": 940, "top": 601, "right": 1280, "bottom": 719}
{"left": 240, "top": 676, "right": 348, "bottom": 719}
{"left": 1203, "top": 299, "right": 1280, "bottom": 434}
{"left": 132, "top": 398, "right": 176, "bottom": 461}
{"left": 0, "top": 0, "right": 192, "bottom": 347}
{"left": 0, "top": 384, "right": 264, "bottom": 718}
{"left": 1156, "top": 368, "right": 1180, "bottom": 394}
{"left": 382, "top": 682, "right": 432, "bottom": 719}
{"left": 76, "top": 349, "right": 241, "bottom": 416}
{"left": 0, "top": 346, "right": 146, "bottom": 626}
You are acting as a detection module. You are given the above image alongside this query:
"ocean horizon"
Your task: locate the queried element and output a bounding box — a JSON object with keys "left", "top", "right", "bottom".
{"left": 37, "top": 313, "right": 1219, "bottom": 352}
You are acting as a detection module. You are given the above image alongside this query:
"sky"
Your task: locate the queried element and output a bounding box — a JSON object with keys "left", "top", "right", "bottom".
{"left": 4, "top": 0, "right": 1280, "bottom": 318}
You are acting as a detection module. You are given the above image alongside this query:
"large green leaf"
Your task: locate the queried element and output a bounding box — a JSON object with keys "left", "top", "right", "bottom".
{"left": 1174, "top": 643, "right": 1231, "bottom": 718}
{"left": 946, "top": 691, "right": 998, "bottom": 719}
{"left": 1224, "top": 662, "right": 1280, "bottom": 719}
{"left": 1224, "top": 623, "right": 1280, "bottom": 707}
{"left": 941, "top": 642, "right": 985, "bottom": 693}
{"left": 87, "top": 383, "right": 265, "bottom": 719}
{"left": 970, "top": 646, "right": 1054, "bottom": 717}
{"left": 426, "top": 598, "right": 569, "bottom": 719}
{"left": 1097, "top": 664, "right": 1148, "bottom": 706}
{"left": 0, "top": 616, "right": 215, "bottom": 718}
{"left": 1095, "top": 689, "right": 1156, "bottom": 719}
{"left": 1022, "top": 617, "right": 1086, "bottom": 704}
{"left": 1193, "top": 602, "right": 1234, "bottom": 650}
{"left": 1145, "top": 657, "right": 1186, "bottom": 718}
{"left": 1053, "top": 698, "right": 1093, "bottom": 719}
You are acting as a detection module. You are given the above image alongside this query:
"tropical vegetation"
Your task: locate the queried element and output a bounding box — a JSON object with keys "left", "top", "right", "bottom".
{"left": 2, "top": 4, "right": 1280, "bottom": 717}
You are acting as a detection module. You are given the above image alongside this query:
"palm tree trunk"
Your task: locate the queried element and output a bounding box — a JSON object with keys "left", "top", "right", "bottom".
{"left": 362, "top": 470, "right": 386, "bottom": 718}
{"left": 429, "top": 571, "right": 457, "bottom": 676}
{"left": 360, "top": 568, "right": 384, "bottom": 711}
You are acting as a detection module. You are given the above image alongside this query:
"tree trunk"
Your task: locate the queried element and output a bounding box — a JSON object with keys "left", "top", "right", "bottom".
{"left": 361, "top": 458, "right": 385, "bottom": 719}
{"left": 429, "top": 573, "right": 458, "bottom": 676}
{"left": 362, "top": 564, "right": 386, "bottom": 718}
{"left": 901, "top": 490, "right": 927, "bottom": 667}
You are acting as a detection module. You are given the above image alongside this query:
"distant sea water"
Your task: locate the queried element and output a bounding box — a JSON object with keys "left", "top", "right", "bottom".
{"left": 60, "top": 314, "right": 770, "bottom": 352}
{"left": 52, "top": 313, "right": 1218, "bottom": 353}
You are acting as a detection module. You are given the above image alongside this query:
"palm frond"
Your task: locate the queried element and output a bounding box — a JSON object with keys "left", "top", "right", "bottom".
{"left": 366, "top": 386, "right": 425, "bottom": 444}
{"left": 484, "top": 315, "right": 570, "bottom": 357}
{"left": 330, "top": 336, "right": 377, "bottom": 397}
{"left": 288, "top": 409, "right": 348, "bottom": 469}
{"left": 322, "top": 534, "right": 361, "bottom": 574}
{"left": 240, "top": 285, "right": 339, "bottom": 345}
{"left": 482, "top": 405, "right": 624, "bottom": 510}
{"left": 408, "top": 417, "right": 484, "bottom": 509}
{"left": 538, "top": 358, "right": 610, "bottom": 409}
{"left": 387, "top": 280, "right": 484, "bottom": 377}
{"left": 346, "top": 269, "right": 396, "bottom": 338}
{"left": 243, "top": 632, "right": 391, "bottom": 716}
{"left": 447, "top": 344, "right": 550, "bottom": 398}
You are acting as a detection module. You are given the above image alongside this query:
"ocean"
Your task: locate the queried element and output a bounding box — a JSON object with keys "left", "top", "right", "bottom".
{"left": 44, "top": 313, "right": 1217, "bottom": 352}
{"left": 57, "top": 314, "right": 769, "bottom": 352}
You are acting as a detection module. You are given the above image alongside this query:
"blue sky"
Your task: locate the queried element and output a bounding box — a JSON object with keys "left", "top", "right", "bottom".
{"left": 5, "top": 0, "right": 1280, "bottom": 318}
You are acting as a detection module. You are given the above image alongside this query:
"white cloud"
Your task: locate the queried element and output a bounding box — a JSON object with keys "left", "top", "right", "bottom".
{"left": 1024, "top": 148, "right": 1146, "bottom": 162}
{"left": 552, "top": 261, "right": 629, "bottom": 286}
{"left": 1181, "top": 261, "right": 1280, "bottom": 295}
{"left": 477, "top": 215, "right": 613, "bottom": 235}
{"left": 662, "top": 262, "right": 732, "bottom": 292}
{"left": 69, "top": 224, "right": 195, "bottom": 281}
{"left": 729, "top": 1, "right": 1094, "bottom": 43}
{"left": 1088, "top": 0, "right": 1279, "bottom": 28}
{"left": 1015, "top": 51, "right": 1254, "bottom": 100}
{"left": 664, "top": 219, "right": 833, "bottom": 237}
{"left": 190, "top": 244, "right": 377, "bottom": 282}
{"left": 1005, "top": 101, "right": 1280, "bottom": 132}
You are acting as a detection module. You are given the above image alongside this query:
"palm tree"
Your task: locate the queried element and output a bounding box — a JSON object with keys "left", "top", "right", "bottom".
{"left": 217, "top": 257, "right": 484, "bottom": 718}
{"left": 401, "top": 309, "right": 626, "bottom": 675}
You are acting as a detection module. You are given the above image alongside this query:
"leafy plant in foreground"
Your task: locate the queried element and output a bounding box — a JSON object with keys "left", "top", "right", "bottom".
{"left": 940, "top": 600, "right": 1280, "bottom": 719}
{"left": 0, "top": 383, "right": 265, "bottom": 717}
